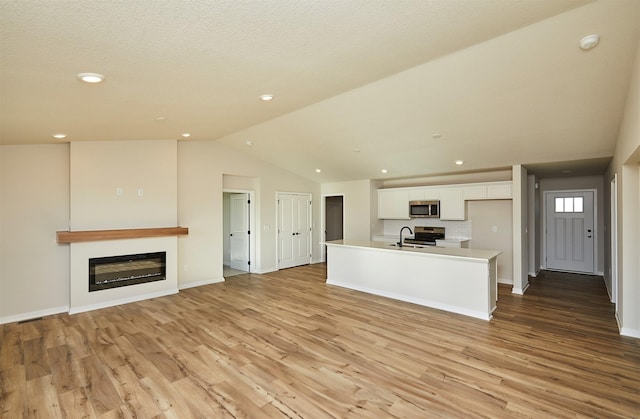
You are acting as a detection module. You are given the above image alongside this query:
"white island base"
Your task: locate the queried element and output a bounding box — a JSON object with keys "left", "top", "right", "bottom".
{"left": 325, "top": 240, "right": 500, "bottom": 321}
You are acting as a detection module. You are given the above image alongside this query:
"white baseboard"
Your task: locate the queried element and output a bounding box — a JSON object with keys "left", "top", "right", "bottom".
{"left": 257, "top": 267, "right": 277, "bottom": 274}
{"left": 616, "top": 308, "right": 640, "bottom": 338}
{"left": 497, "top": 277, "right": 513, "bottom": 285}
{"left": 69, "top": 289, "right": 178, "bottom": 315}
{"left": 0, "top": 305, "right": 69, "bottom": 325}
{"left": 179, "top": 277, "right": 224, "bottom": 290}
{"left": 620, "top": 327, "right": 640, "bottom": 339}
{"left": 512, "top": 282, "right": 530, "bottom": 295}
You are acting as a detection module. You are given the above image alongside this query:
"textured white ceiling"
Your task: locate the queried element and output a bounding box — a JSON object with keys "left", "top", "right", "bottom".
{"left": 1, "top": 0, "right": 638, "bottom": 181}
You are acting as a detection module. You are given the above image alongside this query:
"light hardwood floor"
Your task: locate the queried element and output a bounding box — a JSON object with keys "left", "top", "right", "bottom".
{"left": 1, "top": 264, "right": 638, "bottom": 418}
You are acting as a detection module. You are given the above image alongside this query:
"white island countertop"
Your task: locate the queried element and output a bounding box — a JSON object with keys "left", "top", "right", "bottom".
{"left": 325, "top": 240, "right": 501, "bottom": 320}
{"left": 326, "top": 240, "right": 500, "bottom": 262}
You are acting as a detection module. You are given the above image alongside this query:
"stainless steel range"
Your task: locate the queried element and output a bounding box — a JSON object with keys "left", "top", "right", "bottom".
{"left": 403, "top": 226, "right": 445, "bottom": 246}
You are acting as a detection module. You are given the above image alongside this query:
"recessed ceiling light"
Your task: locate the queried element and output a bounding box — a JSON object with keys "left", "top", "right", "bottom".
{"left": 353, "top": 148, "right": 361, "bottom": 152}
{"left": 562, "top": 170, "right": 572, "bottom": 174}
{"left": 381, "top": 169, "right": 388, "bottom": 174}
{"left": 181, "top": 133, "right": 191, "bottom": 138}
{"left": 52, "top": 133, "right": 67, "bottom": 139}
{"left": 579, "top": 34, "right": 600, "bottom": 50}
{"left": 432, "top": 133, "right": 442, "bottom": 139}
{"left": 245, "top": 140, "right": 253, "bottom": 146}
{"left": 154, "top": 116, "right": 166, "bottom": 122}
{"left": 76, "top": 72, "right": 105, "bottom": 83}
{"left": 315, "top": 169, "right": 321, "bottom": 173}
{"left": 259, "top": 94, "right": 274, "bottom": 101}
{"left": 455, "top": 160, "right": 464, "bottom": 165}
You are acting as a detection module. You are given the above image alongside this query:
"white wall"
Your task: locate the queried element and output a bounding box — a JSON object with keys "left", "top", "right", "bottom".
{"left": 178, "top": 140, "right": 321, "bottom": 288}
{"left": 538, "top": 175, "right": 606, "bottom": 275}
{"left": 0, "top": 144, "right": 70, "bottom": 322}
{"left": 70, "top": 140, "right": 177, "bottom": 230}
{"left": 0, "top": 138, "right": 321, "bottom": 322}
{"left": 512, "top": 165, "right": 529, "bottom": 295}
{"left": 321, "top": 179, "right": 377, "bottom": 241}
{"left": 527, "top": 175, "right": 537, "bottom": 276}
{"left": 467, "top": 200, "right": 513, "bottom": 284}
{"left": 67, "top": 140, "right": 180, "bottom": 312}
{"left": 607, "top": 35, "right": 640, "bottom": 338}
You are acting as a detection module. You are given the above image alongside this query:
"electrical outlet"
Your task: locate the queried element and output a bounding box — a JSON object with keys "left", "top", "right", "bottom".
{"left": 116, "top": 187, "right": 123, "bottom": 196}
{"left": 492, "top": 226, "right": 498, "bottom": 233}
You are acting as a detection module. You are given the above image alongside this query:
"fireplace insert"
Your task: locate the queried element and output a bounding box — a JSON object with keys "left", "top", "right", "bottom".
{"left": 89, "top": 251, "right": 166, "bottom": 292}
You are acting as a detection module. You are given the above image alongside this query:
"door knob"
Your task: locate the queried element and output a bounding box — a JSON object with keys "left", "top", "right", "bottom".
{"left": 587, "top": 235, "right": 592, "bottom": 238}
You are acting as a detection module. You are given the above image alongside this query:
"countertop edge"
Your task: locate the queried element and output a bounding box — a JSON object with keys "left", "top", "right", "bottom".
{"left": 325, "top": 240, "right": 501, "bottom": 262}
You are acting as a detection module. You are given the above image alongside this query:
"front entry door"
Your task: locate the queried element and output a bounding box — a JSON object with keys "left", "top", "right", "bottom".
{"left": 278, "top": 193, "right": 311, "bottom": 269}
{"left": 229, "top": 193, "right": 250, "bottom": 271}
{"left": 545, "top": 191, "right": 595, "bottom": 273}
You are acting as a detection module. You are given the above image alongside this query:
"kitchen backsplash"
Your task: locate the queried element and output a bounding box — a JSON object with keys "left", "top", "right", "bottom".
{"left": 383, "top": 218, "right": 472, "bottom": 239}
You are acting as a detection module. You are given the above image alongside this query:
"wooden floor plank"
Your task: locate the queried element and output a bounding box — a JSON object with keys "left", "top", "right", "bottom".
{"left": 23, "top": 338, "right": 51, "bottom": 381}
{"left": 0, "top": 324, "right": 23, "bottom": 372}
{"left": 24, "top": 374, "right": 62, "bottom": 419}
{"left": 0, "top": 366, "right": 26, "bottom": 418}
{"left": 0, "top": 265, "right": 638, "bottom": 418}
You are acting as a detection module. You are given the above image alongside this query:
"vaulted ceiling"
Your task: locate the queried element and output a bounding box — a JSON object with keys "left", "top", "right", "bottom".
{"left": 1, "top": 1, "right": 638, "bottom": 182}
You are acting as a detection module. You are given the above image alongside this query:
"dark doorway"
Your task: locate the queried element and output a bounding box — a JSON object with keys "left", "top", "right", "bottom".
{"left": 325, "top": 196, "right": 344, "bottom": 261}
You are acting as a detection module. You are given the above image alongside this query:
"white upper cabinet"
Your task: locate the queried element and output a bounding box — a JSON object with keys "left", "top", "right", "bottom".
{"left": 377, "top": 189, "right": 410, "bottom": 219}
{"left": 439, "top": 188, "right": 465, "bottom": 220}
{"left": 377, "top": 181, "right": 512, "bottom": 220}
{"left": 463, "top": 185, "right": 487, "bottom": 200}
{"left": 407, "top": 189, "right": 425, "bottom": 201}
{"left": 487, "top": 183, "right": 512, "bottom": 199}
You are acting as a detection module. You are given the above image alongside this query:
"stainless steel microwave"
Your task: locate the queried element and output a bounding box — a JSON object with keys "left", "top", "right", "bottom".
{"left": 409, "top": 200, "right": 440, "bottom": 218}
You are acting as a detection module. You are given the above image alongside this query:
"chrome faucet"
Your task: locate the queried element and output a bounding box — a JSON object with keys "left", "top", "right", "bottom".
{"left": 398, "top": 226, "right": 413, "bottom": 247}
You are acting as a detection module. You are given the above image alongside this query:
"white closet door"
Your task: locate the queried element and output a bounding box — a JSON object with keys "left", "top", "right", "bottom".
{"left": 278, "top": 193, "right": 311, "bottom": 269}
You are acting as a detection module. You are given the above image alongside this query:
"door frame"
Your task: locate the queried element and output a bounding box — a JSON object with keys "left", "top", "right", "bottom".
{"left": 223, "top": 188, "right": 256, "bottom": 273}
{"left": 610, "top": 175, "right": 618, "bottom": 305}
{"left": 276, "top": 191, "right": 312, "bottom": 270}
{"left": 321, "top": 193, "right": 345, "bottom": 262}
{"left": 542, "top": 188, "right": 597, "bottom": 274}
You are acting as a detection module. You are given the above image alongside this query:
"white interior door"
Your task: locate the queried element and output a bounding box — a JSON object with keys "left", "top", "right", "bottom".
{"left": 545, "top": 191, "right": 594, "bottom": 273}
{"left": 229, "top": 193, "right": 250, "bottom": 271}
{"left": 278, "top": 193, "right": 311, "bottom": 269}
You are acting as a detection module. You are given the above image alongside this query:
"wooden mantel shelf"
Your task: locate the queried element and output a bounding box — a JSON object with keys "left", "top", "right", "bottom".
{"left": 57, "top": 227, "right": 189, "bottom": 243}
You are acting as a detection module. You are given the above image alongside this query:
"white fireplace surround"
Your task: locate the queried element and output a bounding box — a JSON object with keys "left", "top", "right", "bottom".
{"left": 69, "top": 236, "right": 178, "bottom": 314}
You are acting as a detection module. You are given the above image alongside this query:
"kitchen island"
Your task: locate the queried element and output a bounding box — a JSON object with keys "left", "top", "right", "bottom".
{"left": 325, "top": 240, "right": 501, "bottom": 320}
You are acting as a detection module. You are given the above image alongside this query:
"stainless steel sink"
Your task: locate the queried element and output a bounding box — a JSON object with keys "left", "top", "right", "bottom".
{"left": 388, "top": 243, "right": 425, "bottom": 249}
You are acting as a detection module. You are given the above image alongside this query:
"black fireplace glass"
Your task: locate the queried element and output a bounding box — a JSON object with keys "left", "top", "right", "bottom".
{"left": 89, "top": 251, "right": 166, "bottom": 292}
